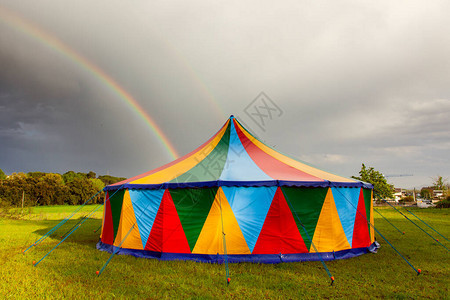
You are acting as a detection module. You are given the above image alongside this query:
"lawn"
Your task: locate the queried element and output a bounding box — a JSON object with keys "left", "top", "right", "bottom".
{"left": 0, "top": 205, "right": 448, "bottom": 299}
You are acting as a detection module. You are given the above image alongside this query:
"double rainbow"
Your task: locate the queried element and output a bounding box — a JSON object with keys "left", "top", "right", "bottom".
{"left": 0, "top": 5, "right": 179, "bottom": 159}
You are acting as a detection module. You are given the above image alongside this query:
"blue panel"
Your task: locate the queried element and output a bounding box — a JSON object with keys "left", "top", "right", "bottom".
{"left": 129, "top": 189, "right": 166, "bottom": 249}
{"left": 97, "top": 240, "right": 379, "bottom": 263}
{"left": 222, "top": 186, "right": 277, "bottom": 252}
{"left": 331, "top": 187, "right": 360, "bottom": 247}
{"left": 103, "top": 181, "right": 372, "bottom": 190}
{"left": 219, "top": 121, "right": 273, "bottom": 181}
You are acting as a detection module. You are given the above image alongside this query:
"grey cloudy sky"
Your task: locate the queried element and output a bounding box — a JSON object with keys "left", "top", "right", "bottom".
{"left": 0, "top": 0, "right": 449, "bottom": 189}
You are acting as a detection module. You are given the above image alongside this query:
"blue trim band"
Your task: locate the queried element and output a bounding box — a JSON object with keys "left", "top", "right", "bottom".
{"left": 105, "top": 180, "right": 373, "bottom": 191}
{"left": 97, "top": 241, "right": 379, "bottom": 263}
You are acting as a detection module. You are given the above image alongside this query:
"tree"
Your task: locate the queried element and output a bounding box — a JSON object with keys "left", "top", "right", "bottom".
{"left": 98, "top": 175, "right": 127, "bottom": 186}
{"left": 352, "top": 164, "right": 393, "bottom": 200}
{"left": 62, "top": 171, "right": 86, "bottom": 183}
{"left": 0, "top": 172, "right": 31, "bottom": 207}
{"left": 67, "top": 178, "right": 98, "bottom": 205}
{"left": 420, "top": 188, "right": 432, "bottom": 199}
{"left": 431, "top": 176, "right": 448, "bottom": 198}
{"left": 34, "top": 173, "right": 69, "bottom": 205}
{"left": 0, "top": 168, "right": 6, "bottom": 180}
{"left": 27, "top": 172, "right": 46, "bottom": 179}
{"left": 89, "top": 178, "right": 105, "bottom": 203}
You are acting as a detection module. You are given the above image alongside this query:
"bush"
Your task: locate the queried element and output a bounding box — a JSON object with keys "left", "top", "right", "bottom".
{"left": 0, "top": 197, "right": 11, "bottom": 217}
{"left": 399, "top": 196, "right": 414, "bottom": 204}
{"left": 0, "top": 196, "right": 34, "bottom": 219}
{"left": 435, "top": 198, "right": 450, "bottom": 208}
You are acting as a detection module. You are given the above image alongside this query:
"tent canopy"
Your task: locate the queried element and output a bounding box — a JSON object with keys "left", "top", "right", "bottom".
{"left": 106, "top": 116, "right": 371, "bottom": 191}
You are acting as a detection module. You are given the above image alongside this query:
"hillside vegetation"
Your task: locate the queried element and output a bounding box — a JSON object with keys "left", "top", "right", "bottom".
{"left": 0, "top": 171, "right": 125, "bottom": 210}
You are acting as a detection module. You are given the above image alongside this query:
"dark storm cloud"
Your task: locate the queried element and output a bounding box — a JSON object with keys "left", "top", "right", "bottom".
{"left": 0, "top": 18, "right": 170, "bottom": 176}
{"left": 0, "top": 0, "right": 449, "bottom": 188}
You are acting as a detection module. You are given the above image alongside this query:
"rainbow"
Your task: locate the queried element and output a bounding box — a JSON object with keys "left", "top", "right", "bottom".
{"left": 0, "top": 5, "right": 179, "bottom": 160}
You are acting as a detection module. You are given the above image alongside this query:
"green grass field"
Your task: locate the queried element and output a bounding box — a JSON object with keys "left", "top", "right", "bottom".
{"left": 0, "top": 205, "right": 448, "bottom": 299}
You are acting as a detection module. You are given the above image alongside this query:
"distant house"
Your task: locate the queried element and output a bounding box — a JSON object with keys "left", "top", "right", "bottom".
{"left": 433, "top": 190, "right": 444, "bottom": 200}
{"left": 393, "top": 188, "right": 406, "bottom": 202}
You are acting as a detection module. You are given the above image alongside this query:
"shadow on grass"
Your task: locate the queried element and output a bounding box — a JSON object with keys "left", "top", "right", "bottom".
{"left": 32, "top": 217, "right": 103, "bottom": 248}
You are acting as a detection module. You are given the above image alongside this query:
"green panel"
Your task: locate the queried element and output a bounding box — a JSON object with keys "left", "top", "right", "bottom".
{"left": 169, "top": 187, "right": 218, "bottom": 251}
{"left": 108, "top": 189, "right": 125, "bottom": 240}
{"left": 363, "top": 188, "right": 373, "bottom": 233}
{"left": 281, "top": 187, "right": 329, "bottom": 250}
{"left": 170, "top": 124, "right": 230, "bottom": 183}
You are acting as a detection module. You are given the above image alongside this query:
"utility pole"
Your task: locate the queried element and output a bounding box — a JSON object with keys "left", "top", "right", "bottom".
{"left": 22, "top": 190, "right": 25, "bottom": 215}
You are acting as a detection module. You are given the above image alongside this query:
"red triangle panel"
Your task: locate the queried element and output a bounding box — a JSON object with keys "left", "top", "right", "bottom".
{"left": 252, "top": 187, "right": 308, "bottom": 254}
{"left": 145, "top": 190, "right": 190, "bottom": 253}
{"left": 234, "top": 119, "right": 323, "bottom": 181}
{"left": 352, "top": 189, "right": 371, "bottom": 248}
{"left": 101, "top": 196, "right": 114, "bottom": 245}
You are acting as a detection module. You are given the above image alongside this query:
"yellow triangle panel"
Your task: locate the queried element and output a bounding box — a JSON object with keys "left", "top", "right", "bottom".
{"left": 113, "top": 190, "right": 143, "bottom": 249}
{"left": 310, "top": 188, "right": 351, "bottom": 252}
{"left": 193, "top": 187, "right": 250, "bottom": 255}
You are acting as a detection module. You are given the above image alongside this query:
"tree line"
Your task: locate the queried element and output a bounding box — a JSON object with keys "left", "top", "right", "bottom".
{"left": 352, "top": 164, "right": 449, "bottom": 203}
{"left": 1, "top": 165, "right": 447, "bottom": 207}
{"left": 0, "top": 169, "right": 125, "bottom": 207}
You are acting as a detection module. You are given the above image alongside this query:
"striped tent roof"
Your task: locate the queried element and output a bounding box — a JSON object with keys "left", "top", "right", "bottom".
{"left": 106, "top": 116, "right": 371, "bottom": 191}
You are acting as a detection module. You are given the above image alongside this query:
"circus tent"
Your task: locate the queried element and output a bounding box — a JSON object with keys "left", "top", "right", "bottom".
{"left": 97, "top": 116, "right": 377, "bottom": 263}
